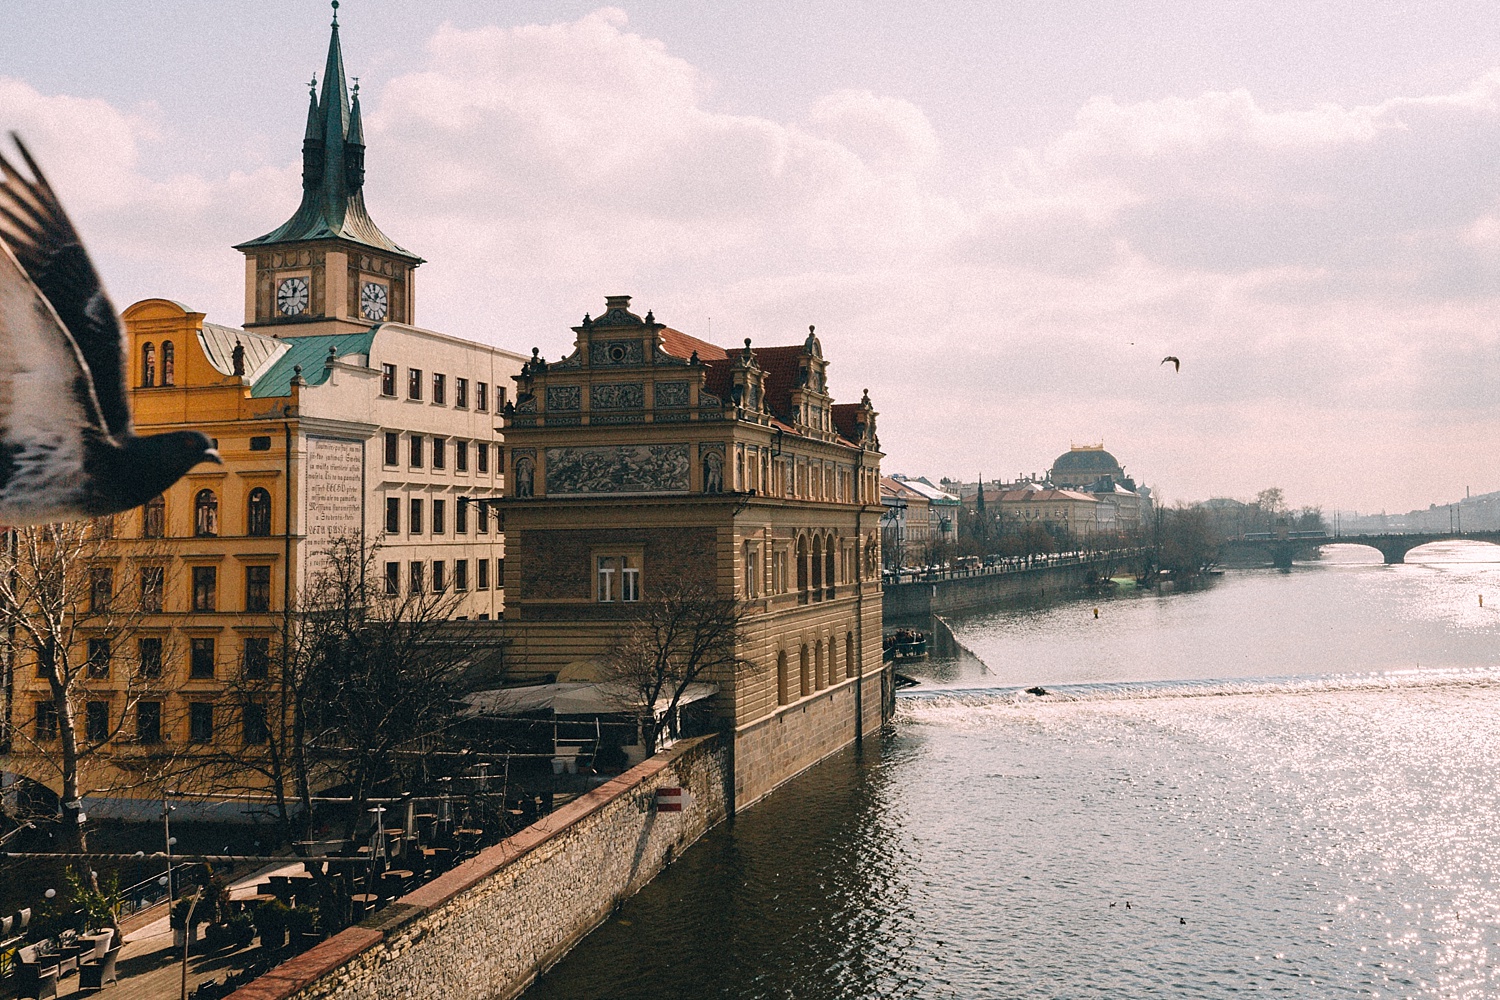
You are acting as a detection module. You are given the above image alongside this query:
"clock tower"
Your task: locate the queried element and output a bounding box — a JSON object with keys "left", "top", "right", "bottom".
{"left": 234, "top": 3, "right": 422, "bottom": 334}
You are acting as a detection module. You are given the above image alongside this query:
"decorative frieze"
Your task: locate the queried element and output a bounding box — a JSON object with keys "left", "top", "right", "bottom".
{"left": 545, "top": 444, "right": 690, "bottom": 494}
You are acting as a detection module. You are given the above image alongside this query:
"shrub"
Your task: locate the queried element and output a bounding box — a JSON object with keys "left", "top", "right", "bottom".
{"left": 253, "top": 899, "right": 289, "bottom": 952}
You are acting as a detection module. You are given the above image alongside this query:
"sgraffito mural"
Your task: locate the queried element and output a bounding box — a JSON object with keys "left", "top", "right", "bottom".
{"left": 545, "top": 444, "right": 691, "bottom": 494}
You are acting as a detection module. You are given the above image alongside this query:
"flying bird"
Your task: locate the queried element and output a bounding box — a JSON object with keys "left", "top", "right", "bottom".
{"left": 0, "top": 135, "right": 218, "bottom": 525}
{"left": 1161, "top": 356, "right": 1180, "bottom": 372}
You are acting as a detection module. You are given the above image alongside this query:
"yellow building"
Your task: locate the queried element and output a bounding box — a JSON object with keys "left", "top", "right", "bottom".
{"left": 2, "top": 14, "right": 524, "bottom": 813}
{"left": 499, "top": 298, "right": 889, "bottom": 808}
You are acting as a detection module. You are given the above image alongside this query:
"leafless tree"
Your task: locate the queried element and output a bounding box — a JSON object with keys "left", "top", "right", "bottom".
{"left": 602, "top": 582, "right": 748, "bottom": 754}
{"left": 181, "top": 533, "right": 485, "bottom": 844}
{"left": 0, "top": 519, "right": 179, "bottom": 854}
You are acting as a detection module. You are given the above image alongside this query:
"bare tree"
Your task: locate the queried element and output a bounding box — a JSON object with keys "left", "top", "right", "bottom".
{"left": 602, "top": 582, "right": 747, "bottom": 754}
{"left": 181, "top": 533, "right": 485, "bottom": 845}
{"left": 0, "top": 519, "right": 178, "bottom": 854}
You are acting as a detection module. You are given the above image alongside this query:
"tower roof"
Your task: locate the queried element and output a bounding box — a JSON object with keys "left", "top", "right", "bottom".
{"left": 235, "top": 6, "right": 420, "bottom": 262}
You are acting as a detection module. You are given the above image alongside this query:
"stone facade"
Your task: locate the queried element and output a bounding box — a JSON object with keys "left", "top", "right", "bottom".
{"left": 500, "top": 297, "right": 890, "bottom": 809}
{"left": 227, "top": 735, "right": 729, "bottom": 1000}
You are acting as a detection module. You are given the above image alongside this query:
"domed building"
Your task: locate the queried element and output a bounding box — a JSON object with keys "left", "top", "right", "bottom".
{"left": 1050, "top": 444, "right": 1125, "bottom": 489}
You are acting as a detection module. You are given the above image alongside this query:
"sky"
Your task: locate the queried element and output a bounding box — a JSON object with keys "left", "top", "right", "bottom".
{"left": 5, "top": 1, "right": 1500, "bottom": 513}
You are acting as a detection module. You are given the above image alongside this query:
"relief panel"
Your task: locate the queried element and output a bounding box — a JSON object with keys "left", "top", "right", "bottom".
{"left": 545, "top": 444, "right": 690, "bottom": 495}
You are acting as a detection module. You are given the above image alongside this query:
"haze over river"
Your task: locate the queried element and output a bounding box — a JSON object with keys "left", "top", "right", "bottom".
{"left": 525, "top": 542, "right": 1500, "bottom": 999}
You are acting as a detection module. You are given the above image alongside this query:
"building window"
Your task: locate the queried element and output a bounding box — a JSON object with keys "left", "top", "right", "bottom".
{"left": 141, "top": 342, "right": 156, "bottom": 387}
{"left": 86, "top": 701, "right": 109, "bottom": 744}
{"left": 432, "top": 438, "right": 445, "bottom": 470}
{"left": 162, "top": 341, "right": 175, "bottom": 385}
{"left": 496, "top": 558, "right": 504, "bottom": 586}
{"left": 139, "top": 637, "right": 163, "bottom": 678}
{"left": 773, "top": 547, "right": 788, "bottom": 595}
{"left": 191, "top": 565, "right": 217, "bottom": 612}
{"left": 381, "top": 363, "right": 397, "bottom": 396}
{"left": 433, "top": 373, "right": 447, "bottom": 405}
{"left": 385, "top": 561, "right": 400, "bottom": 595}
{"left": 476, "top": 382, "right": 488, "bottom": 412}
{"left": 476, "top": 442, "right": 489, "bottom": 474}
{"left": 243, "top": 637, "right": 270, "bottom": 679}
{"left": 432, "top": 560, "right": 446, "bottom": 593}
{"left": 250, "top": 435, "right": 272, "bottom": 451}
{"left": 409, "top": 498, "right": 424, "bottom": 535}
{"left": 432, "top": 499, "right": 446, "bottom": 535}
{"left": 456, "top": 377, "right": 469, "bottom": 408}
{"left": 496, "top": 386, "right": 507, "bottom": 409}
{"left": 245, "top": 566, "right": 271, "bottom": 612}
{"left": 454, "top": 440, "right": 468, "bottom": 472}
{"left": 140, "top": 565, "right": 164, "bottom": 612}
{"left": 247, "top": 488, "right": 273, "bottom": 537}
{"left": 476, "top": 499, "right": 489, "bottom": 534}
{"left": 455, "top": 559, "right": 469, "bottom": 591}
{"left": 385, "top": 497, "right": 400, "bottom": 534}
{"left": 189, "top": 703, "right": 214, "bottom": 744}
{"left": 408, "top": 368, "right": 423, "bottom": 400}
{"left": 89, "top": 566, "right": 113, "bottom": 612}
{"left": 596, "top": 555, "right": 640, "bottom": 603}
{"left": 36, "top": 639, "right": 55, "bottom": 677}
{"left": 410, "top": 434, "right": 424, "bottom": 468}
{"left": 137, "top": 702, "right": 162, "bottom": 744}
{"left": 243, "top": 703, "right": 269, "bottom": 745}
{"left": 36, "top": 700, "right": 58, "bottom": 741}
{"left": 455, "top": 497, "right": 469, "bottom": 534}
{"left": 743, "top": 542, "right": 759, "bottom": 598}
{"left": 190, "top": 637, "right": 216, "bottom": 678}
{"left": 384, "top": 431, "right": 399, "bottom": 466}
{"left": 410, "top": 561, "right": 424, "bottom": 594}
{"left": 194, "top": 489, "right": 219, "bottom": 536}
{"left": 477, "top": 558, "right": 489, "bottom": 590}
{"left": 86, "top": 638, "right": 111, "bottom": 679}
{"left": 143, "top": 495, "right": 166, "bottom": 538}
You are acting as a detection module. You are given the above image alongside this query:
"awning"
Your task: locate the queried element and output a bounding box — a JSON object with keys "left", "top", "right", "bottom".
{"left": 463, "top": 681, "right": 719, "bottom": 718}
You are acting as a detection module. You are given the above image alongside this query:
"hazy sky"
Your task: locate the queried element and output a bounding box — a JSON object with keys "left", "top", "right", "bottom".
{"left": 5, "top": 1, "right": 1500, "bottom": 513}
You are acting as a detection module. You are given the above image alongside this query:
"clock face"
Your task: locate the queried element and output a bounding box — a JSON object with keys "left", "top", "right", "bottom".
{"left": 277, "top": 276, "right": 309, "bottom": 316}
{"left": 360, "top": 281, "right": 389, "bottom": 321}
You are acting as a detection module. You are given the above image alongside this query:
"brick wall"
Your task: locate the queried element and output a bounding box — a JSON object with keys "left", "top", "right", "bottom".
{"left": 229, "top": 735, "right": 730, "bottom": 1000}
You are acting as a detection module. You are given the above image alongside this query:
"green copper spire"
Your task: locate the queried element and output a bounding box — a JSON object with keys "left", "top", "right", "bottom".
{"left": 236, "top": 6, "right": 419, "bottom": 261}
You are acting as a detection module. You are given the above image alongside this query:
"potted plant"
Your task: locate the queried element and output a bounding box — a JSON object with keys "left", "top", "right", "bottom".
{"left": 284, "top": 905, "right": 322, "bottom": 952}
{"left": 253, "top": 899, "right": 289, "bottom": 953}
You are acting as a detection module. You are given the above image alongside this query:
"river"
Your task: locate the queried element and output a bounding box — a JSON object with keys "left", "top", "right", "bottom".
{"left": 523, "top": 542, "right": 1500, "bottom": 999}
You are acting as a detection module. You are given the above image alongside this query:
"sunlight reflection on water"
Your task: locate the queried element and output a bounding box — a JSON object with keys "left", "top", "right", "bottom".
{"left": 525, "top": 547, "right": 1500, "bottom": 999}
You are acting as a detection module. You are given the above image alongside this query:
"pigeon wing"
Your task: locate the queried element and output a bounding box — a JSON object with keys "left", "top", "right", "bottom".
{"left": 0, "top": 232, "right": 112, "bottom": 518}
{"left": 0, "top": 136, "right": 130, "bottom": 438}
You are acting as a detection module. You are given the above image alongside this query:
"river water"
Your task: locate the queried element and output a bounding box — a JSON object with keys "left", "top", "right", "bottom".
{"left": 524, "top": 542, "right": 1500, "bottom": 999}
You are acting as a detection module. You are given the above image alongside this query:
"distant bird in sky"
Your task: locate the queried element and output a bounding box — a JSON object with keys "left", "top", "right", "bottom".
{"left": 0, "top": 135, "right": 219, "bottom": 525}
{"left": 1161, "top": 356, "right": 1181, "bottom": 372}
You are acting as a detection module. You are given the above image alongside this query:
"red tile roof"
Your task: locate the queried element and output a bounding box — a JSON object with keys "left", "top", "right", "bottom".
{"left": 658, "top": 327, "right": 728, "bottom": 362}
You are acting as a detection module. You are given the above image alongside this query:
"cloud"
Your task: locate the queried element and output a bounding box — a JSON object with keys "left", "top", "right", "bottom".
{"left": 9, "top": 10, "right": 1500, "bottom": 510}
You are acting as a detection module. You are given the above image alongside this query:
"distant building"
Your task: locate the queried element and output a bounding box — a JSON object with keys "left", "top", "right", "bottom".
{"left": 1050, "top": 445, "right": 1126, "bottom": 489}
{"left": 981, "top": 484, "right": 1105, "bottom": 537}
{"left": 890, "top": 476, "right": 959, "bottom": 543}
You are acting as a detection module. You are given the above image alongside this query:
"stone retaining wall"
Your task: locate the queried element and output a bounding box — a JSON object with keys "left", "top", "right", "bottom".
{"left": 229, "top": 734, "right": 730, "bottom": 1000}
{"left": 882, "top": 557, "right": 1127, "bottom": 620}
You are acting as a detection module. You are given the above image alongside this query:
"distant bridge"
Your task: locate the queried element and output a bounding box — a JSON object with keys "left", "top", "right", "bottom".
{"left": 1224, "top": 531, "right": 1500, "bottom": 567}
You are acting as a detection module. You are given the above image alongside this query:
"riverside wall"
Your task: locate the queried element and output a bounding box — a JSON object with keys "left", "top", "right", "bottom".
{"left": 882, "top": 556, "right": 1132, "bottom": 622}
{"left": 229, "top": 735, "right": 730, "bottom": 1000}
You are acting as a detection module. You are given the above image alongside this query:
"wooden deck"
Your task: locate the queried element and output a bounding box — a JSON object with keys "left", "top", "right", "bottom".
{"left": 5, "top": 924, "right": 259, "bottom": 1000}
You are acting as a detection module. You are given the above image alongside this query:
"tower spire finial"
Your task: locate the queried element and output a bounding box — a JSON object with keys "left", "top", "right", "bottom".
{"left": 331, "top": 0, "right": 339, "bottom": 27}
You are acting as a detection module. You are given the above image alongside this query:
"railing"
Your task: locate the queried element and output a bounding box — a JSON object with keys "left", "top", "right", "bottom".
{"left": 881, "top": 548, "right": 1143, "bottom": 587}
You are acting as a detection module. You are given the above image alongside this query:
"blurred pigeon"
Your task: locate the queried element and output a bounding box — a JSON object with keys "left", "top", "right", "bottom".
{"left": 0, "top": 134, "right": 218, "bottom": 524}
{"left": 1161, "top": 356, "right": 1180, "bottom": 372}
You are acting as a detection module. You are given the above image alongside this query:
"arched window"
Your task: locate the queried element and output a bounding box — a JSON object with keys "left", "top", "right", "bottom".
{"left": 161, "top": 341, "right": 175, "bottom": 385}
{"left": 141, "top": 342, "right": 156, "bottom": 387}
{"left": 142, "top": 495, "right": 166, "bottom": 538}
{"left": 824, "top": 535, "right": 836, "bottom": 596}
{"left": 247, "top": 488, "right": 272, "bottom": 537}
{"left": 194, "top": 489, "right": 219, "bottom": 537}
